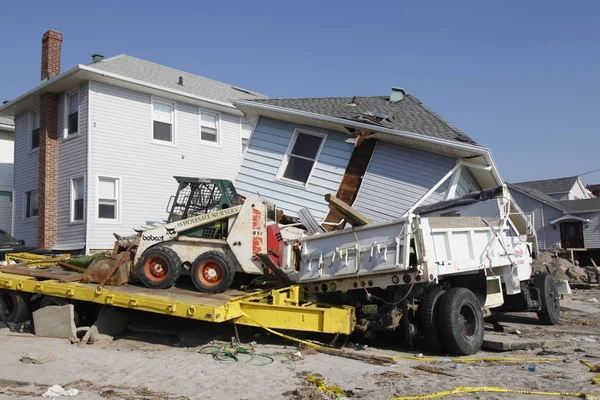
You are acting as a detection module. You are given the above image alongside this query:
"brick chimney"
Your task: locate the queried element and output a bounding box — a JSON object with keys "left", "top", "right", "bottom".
{"left": 38, "top": 30, "right": 62, "bottom": 248}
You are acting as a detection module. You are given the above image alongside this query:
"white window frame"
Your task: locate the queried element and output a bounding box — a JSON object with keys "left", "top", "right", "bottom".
{"left": 199, "top": 108, "right": 221, "bottom": 146}
{"left": 95, "top": 176, "right": 121, "bottom": 223}
{"left": 29, "top": 108, "right": 40, "bottom": 152}
{"left": 275, "top": 128, "right": 327, "bottom": 188}
{"left": 151, "top": 97, "right": 176, "bottom": 146}
{"left": 70, "top": 176, "right": 85, "bottom": 224}
{"left": 24, "top": 188, "right": 38, "bottom": 221}
{"left": 63, "top": 88, "right": 80, "bottom": 139}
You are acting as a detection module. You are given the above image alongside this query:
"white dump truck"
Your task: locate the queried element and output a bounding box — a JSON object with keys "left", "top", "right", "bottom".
{"left": 292, "top": 186, "right": 559, "bottom": 355}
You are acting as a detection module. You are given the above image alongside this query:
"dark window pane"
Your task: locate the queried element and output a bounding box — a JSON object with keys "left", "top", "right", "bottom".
{"left": 201, "top": 129, "right": 217, "bottom": 142}
{"left": 68, "top": 112, "right": 78, "bottom": 134}
{"left": 283, "top": 156, "right": 314, "bottom": 184}
{"left": 32, "top": 128, "right": 40, "bottom": 149}
{"left": 290, "top": 133, "right": 323, "bottom": 159}
{"left": 74, "top": 199, "right": 84, "bottom": 221}
{"left": 99, "top": 203, "right": 115, "bottom": 219}
{"left": 154, "top": 121, "right": 172, "bottom": 142}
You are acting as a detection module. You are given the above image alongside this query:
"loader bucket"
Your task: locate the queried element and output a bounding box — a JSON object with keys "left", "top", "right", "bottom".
{"left": 82, "top": 251, "right": 131, "bottom": 286}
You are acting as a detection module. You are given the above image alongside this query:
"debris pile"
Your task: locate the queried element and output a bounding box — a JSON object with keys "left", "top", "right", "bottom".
{"left": 532, "top": 252, "right": 589, "bottom": 283}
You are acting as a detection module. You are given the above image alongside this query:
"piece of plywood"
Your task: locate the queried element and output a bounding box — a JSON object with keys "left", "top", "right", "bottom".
{"left": 0, "top": 265, "right": 82, "bottom": 283}
{"left": 325, "top": 193, "right": 372, "bottom": 227}
{"left": 482, "top": 333, "right": 567, "bottom": 351}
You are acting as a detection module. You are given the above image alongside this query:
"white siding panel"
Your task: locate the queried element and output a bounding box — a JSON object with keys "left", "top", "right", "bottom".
{"left": 88, "top": 82, "right": 244, "bottom": 249}
{"left": 0, "top": 129, "right": 14, "bottom": 233}
{"left": 56, "top": 85, "right": 88, "bottom": 247}
{"left": 12, "top": 113, "right": 38, "bottom": 245}
{"left": 235, "top": 117, "right": 353, "bottom": 220}
{"left": 353, "top": 142, "right": 456, "bottom": 222}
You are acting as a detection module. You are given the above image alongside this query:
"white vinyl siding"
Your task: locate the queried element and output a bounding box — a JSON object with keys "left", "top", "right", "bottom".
{"left": 0, "top": 129, "right": 13, "bottom": 233}
{"left": 13, "top": 112, "right": 38, "bottom": 246}
{"left": 88, "top": 81, "right": 244, "bottom": 249}
{"left": 200, "top": 109, "right": 219, "bottom": 143}
{"left": 152, "top": 99, "right": 174, "bottom": 143}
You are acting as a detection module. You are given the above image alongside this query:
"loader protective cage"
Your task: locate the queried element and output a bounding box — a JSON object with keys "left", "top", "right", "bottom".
{"left": 0, "top": 272, "right": 355, "bottom": 335}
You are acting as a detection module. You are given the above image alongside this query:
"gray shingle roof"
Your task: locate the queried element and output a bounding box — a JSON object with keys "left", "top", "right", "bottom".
{"left": 248, "top": 94, "right": 477, "bottom": 144}
{"left": 556, "top": 198, "right": 600, "bottom": 213}
{"left": 514, "top": 176, "right": 578, "bottom": 194}
{"left": 0, "top": 116, "right": 14, "bottom": 126}
{"left": 508, "top": 183, "right": 567, "bottom": 210}
{"left": 89, "top": 55, "right": 267, "bottom": 104}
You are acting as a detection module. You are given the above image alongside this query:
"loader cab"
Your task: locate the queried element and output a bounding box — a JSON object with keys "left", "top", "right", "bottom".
{"left": 166, "top": 177, "right": 242, "bottom": 238}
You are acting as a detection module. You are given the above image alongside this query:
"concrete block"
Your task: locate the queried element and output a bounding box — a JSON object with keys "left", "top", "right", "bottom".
{"left": 81, "top": 326, "right": 113, "bottom": 345}
{"left": 483, "top": 333, "right": 567, "bottom": 351}
{"left": 32, "top": 305, "right": 76, "bottom": 342}
{"left": 20, "top": 351, "right": 55, "bottom": 364}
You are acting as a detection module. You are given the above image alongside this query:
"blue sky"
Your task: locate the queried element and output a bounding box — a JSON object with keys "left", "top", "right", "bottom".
{"left": 1, "top": 1, "right": 599, "bottom": 184}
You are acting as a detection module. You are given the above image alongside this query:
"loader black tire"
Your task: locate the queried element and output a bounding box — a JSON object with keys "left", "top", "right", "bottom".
{"left": 136, "top": 245, "right": 182, "bottom": 289}
{"left": 535, "top": 273, "right": 560, "bottom": 325}
{"left": 191, "top": 251, "right": 236, "bottom": 294}
{"left": 438, "top": 288, "right": 484, "bottom": 356}
{"left": 39, "top": 296, "right": 81, "bottom": 326}
{"left": 419, "top": 288, "right": 446, "bottom": 354}
{"left": 0, "top": 291, "right": 29, "bottom": 323}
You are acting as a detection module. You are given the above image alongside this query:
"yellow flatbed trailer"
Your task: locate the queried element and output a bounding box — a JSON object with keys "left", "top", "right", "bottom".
{"left": 0, "top": 271, "right": 355, "bottom": 335}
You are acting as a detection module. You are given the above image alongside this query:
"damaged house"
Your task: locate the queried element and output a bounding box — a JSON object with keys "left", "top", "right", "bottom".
{"left": 233, "top": 88, "right": 526, "bottom": 232}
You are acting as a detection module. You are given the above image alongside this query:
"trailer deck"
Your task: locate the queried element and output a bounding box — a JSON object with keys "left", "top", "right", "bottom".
{"left": 0, "top": 271, "right": 355, "bottom": 335}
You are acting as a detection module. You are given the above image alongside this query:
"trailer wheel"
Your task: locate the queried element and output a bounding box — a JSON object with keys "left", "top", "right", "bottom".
{"left": 535, "top": 273, "right": 560, "bottom": 325}
{"left": 438, "top": 288, "right": 484, "bottom": 356}
{"left": 136, "top": 245, "right": 182, "bottom": 289}
{"left": 419, "top": 288, "right": 446, "bottom": 353}
{"left": 191, "top": 251, "right": 236, "bottom": 293}
{"left": 39, "top": 296, "right": 81, "bottom": 326}
{"left": 0, "top": 291, "right": 29, "bottom": 323}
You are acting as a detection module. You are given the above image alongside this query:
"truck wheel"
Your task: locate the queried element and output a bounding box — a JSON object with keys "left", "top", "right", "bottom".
{"left": 136, "top": 245, "right": 182, "bottom": 289}
{"left": 438, "top": 288, "right": 484, "bottom": 356}
{"left": 0, "top": 291, "right": 29, "bottom": 323}
{"left": 419, "top": 288, "right": 446, "bottom": 353}
{"left": 191, "top": 251, "right": 236, "bottom": 293}
{"left": 535, "top": 273, "right": 560, "bottom": 325}
{"left": 39, "top": 296, "right": 80, "bottom": 327}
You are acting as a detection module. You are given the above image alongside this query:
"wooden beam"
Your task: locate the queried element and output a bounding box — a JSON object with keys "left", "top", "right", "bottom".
{"left": 325, "top": 193, "right": 372, "bottom": 226}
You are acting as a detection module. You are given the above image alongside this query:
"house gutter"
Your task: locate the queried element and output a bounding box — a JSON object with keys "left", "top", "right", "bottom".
{"left": 233, "top": 99, "right": 505, "bottom": 186}
{"left": 0, "top": 123, "right": 14, "bottom": 131}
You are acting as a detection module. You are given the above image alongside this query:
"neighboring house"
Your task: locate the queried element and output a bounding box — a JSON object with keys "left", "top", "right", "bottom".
{"left": 0, "top": 30, "right": 264, "bottom": 252}
{"left": 509, "top": 182, "right": 600, "bottom": 250}
{"left": 233, "top": 89, "right": 527, "bottom": 233}
{"left": 514, "top": 176, "right": 592, "bottom": 201}
{"left": 0, "top": 116, "right": 15, "bottom": 234}
{"left": 586, "top": 184, "right": 600, "bottom": 198}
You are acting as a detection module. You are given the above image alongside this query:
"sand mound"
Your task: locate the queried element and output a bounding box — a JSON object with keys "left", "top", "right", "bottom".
{"left": 532, "top": 251, "right": 588, "bottom": 282}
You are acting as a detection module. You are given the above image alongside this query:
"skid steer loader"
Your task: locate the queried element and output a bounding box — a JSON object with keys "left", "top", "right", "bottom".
{"left": 85, "top": 177, "right": 288, "bottom": 293}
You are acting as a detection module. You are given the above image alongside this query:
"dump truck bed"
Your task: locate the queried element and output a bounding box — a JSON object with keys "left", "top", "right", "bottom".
{"left": 0, "top": 271, "right": 355, "bottom": 335}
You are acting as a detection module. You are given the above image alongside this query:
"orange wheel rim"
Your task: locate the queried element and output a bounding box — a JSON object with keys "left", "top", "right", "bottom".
{"left": 197, "top": 261, "right": 223, "bottom": 287}
{"left": 144, "top": 256, "right": 169, "bottom": 282}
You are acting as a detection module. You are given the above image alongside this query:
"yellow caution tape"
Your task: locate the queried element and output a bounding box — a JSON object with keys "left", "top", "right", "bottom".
{"left": 390, "top": 355, "right": 564, "bottom": 363}
{"left": 390, "top": 386, "right": 597, "bottom": 400}
{"left": 581, "top": 360, "right": 600, "bottom": 386}
{"left": 306, "top": 374, "right": 347, "bottom": 398}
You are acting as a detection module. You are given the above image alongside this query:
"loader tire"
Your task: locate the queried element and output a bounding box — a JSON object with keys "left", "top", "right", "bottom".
{"left": 0, "top": 291, "right": 29, "bottom": 323}
{"left": 39, "top": 296, "right": 81, "bottom": 327}
{"left": 419, "top": 288, "right": 446, "bottom": 354}
{"left": 535, "top": 273, "right": 560, "bottom": 325}
{"left": 191, "top": 251, "right": 236, "bottom": 294}
{"left": 438, "top": 288, "right": 484, "bottom": 356}
{"left": 136, "top": 245, "right": 182, "bottom": 289}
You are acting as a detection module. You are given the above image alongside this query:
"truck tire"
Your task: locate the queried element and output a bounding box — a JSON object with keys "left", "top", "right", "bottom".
{"left": 39, "top": 296, "right": 81, "bottom": 327}
{"left": 438, "top": 288, "right": 484, "bottom": 356}
{"left": 0, "top": 291, "right": 29, "bottom": 323}
{"left": 136, "top": 245, "right": 182, "bottom": 289}
{"left": 191, "top": 251, "right": 236, "bottom": 293}
{"left": 535, "top": 273, "right": 560, "bottom": 325}
{"left": 419, "top": 288, "right": 446, "bottom": 353}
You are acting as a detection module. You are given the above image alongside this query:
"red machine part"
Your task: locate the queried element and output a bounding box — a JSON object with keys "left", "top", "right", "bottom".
{"left": 267, "top": 223, "right": 284, "bottom": 267}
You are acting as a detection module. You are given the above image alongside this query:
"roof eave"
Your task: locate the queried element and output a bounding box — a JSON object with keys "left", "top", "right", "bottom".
{"left": 507, "top": 184, "right": 569, "bottom": 212}
{"left": 549, "top": 215, "right": 590, "bottom": 224}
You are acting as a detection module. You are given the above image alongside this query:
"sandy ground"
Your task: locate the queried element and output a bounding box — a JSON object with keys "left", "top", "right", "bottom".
{"left": 1, "top": 289, "right": 600, "bottom": 400}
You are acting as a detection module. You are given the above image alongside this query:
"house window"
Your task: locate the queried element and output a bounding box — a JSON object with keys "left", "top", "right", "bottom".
{"left": 31, "top": 110, "right": 40, "bottom": 149}
{"left": 98, "top": 177, "right": 119, "bottom": 220}
{"left": 152, "top": 100, "right": 174, "bottom": 142}
{"left": 241, "top": 121, "right": 253, "bottom": 153}
{"left": 71, "top": 177, "right": 84, "bottom": 222}
{"left": 25, "top": 189, "right": 38, "bottom": 219}
{"left": 66, "top": 92, "right": 79, "bottom": 136}
{"left": 200, "top": 110, "right": 219, "bottom": 143}
{"left": 277, "top": 130, "right": 326, "bottom": 185}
